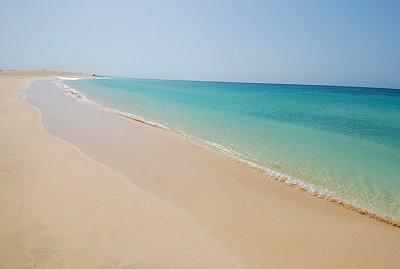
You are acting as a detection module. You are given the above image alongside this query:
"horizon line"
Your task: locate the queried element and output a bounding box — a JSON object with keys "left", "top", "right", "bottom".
{"left": 4, "top": 68, "right": 399, "bottom": 90}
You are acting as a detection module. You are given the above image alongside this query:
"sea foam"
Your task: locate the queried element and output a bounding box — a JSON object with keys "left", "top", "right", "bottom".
{"left": 53, "top": 78, "right": 400, "bottom": 227}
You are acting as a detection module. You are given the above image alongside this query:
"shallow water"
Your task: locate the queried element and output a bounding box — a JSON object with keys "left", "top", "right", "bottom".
{"left": 64, "top": 78, "right": 400, "bottom": 221}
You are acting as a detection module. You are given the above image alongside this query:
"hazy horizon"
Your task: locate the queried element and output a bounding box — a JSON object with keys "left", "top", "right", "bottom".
{"left": 1, "top": 0, "right": 399, "bottom": 89}
{"left": 72, "top": 74, "right": 400, "bottom": 90}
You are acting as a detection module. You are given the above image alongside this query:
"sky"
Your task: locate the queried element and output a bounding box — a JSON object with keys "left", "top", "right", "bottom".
{"left": 1, "top": 0, "right": 399, "bottom": 88}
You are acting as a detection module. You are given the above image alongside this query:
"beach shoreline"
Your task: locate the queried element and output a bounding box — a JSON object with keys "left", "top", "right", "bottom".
{"left": 55, "top": 77, "right": 400, "bottom": 228}
{"left": 0, "top": 71, "right": 245, "bottom": 268}
{"left": 2, "top": 70, "right": 400, "bottom": 268}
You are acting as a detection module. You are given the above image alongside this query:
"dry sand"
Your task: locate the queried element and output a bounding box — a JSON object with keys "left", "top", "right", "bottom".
{"left": 1, "top": 71, "right": 400, "bottom": 268}
{"left": 0, "top": 71, "right": 244, "bottom": 268}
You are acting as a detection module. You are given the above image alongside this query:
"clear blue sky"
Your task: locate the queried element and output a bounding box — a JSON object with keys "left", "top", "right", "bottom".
{"left": 1, "top": 0, "right": 399, "bottom": 88}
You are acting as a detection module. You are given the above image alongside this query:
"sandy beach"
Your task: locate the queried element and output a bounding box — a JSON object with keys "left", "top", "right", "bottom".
{"left": 1, "top": 71, "right": 400, "bottom": 268}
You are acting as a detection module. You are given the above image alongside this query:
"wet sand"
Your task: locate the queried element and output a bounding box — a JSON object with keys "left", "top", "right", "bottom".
{"left": 1, "top": 71, "right": 400, "bottom": 268}
{"left": 0, "top": 72, "right": 244, "bottom": 268}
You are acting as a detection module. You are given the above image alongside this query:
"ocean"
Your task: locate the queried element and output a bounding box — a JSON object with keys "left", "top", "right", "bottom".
{"left": 62, "top": 77, "right": 400, "bottom": 223}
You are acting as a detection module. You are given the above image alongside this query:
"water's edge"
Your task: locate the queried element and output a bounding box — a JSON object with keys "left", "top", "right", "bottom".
{"left": 54, "top": 78, "right": 400, "bottom": 228}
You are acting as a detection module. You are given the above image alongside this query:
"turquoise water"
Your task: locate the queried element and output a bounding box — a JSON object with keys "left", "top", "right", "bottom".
{"left": 64, "top": 78, "right": 400, "bottom": 222}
